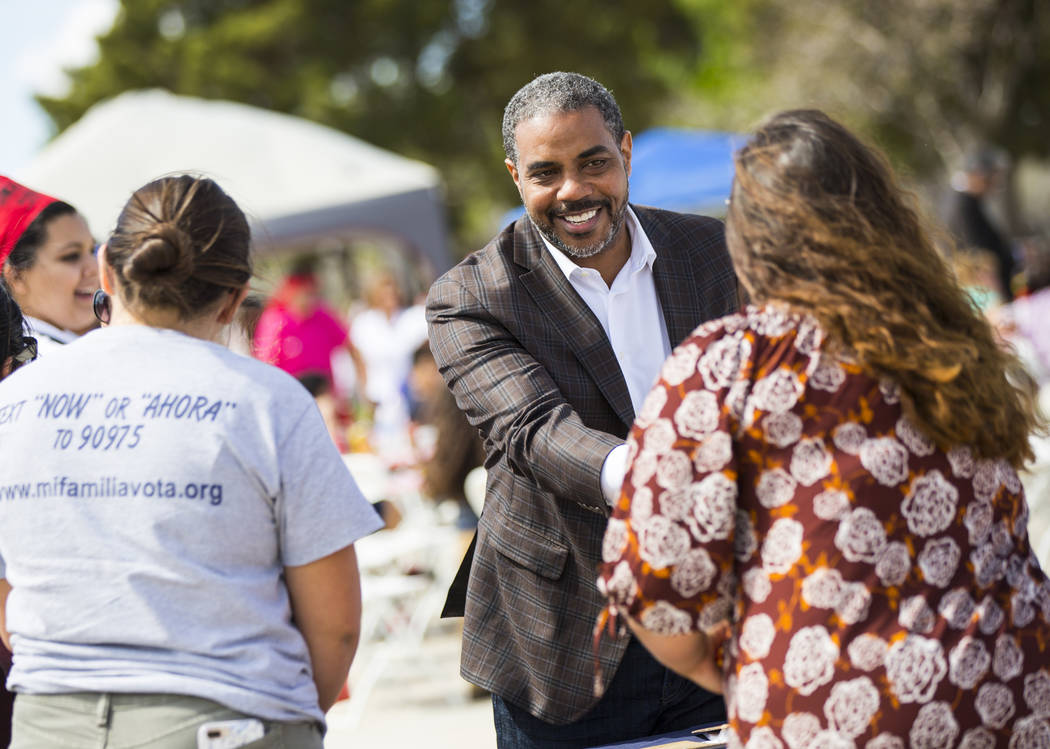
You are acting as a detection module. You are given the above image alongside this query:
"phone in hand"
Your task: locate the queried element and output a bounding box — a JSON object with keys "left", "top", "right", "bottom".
{"left": 196, "top": 718, "right": 265, "bottom": 749}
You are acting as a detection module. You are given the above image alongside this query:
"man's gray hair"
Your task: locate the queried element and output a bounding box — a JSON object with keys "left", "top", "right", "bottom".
{"left": 501, "top": 72, "right": 625, "bottom": 165}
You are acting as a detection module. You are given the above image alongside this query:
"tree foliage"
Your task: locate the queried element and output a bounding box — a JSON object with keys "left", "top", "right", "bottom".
{"left": 38, "top": 0, "right": 1050, "bottom": 244}
{"left": 671, "top": 0, "right": 1050, "bottom": 180}
{"left": 38, "top": 0, "right": 703, "bottom": 249}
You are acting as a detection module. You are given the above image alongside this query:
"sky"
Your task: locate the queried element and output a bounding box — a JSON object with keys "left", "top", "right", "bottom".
{"left": 2, "top": 0, "right": 120, "bottom": 176}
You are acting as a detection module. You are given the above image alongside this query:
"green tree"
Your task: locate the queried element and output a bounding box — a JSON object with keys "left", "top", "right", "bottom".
{"left": 671, "top": 0, "right": 1050, "bottom": 180}
{"left": 38, "top": 0, "right": 704, "bottom": 251}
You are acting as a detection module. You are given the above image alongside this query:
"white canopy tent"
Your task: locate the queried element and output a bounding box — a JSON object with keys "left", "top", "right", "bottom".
{"left": 18, "top": 89, "right": 452, "bottom": 273}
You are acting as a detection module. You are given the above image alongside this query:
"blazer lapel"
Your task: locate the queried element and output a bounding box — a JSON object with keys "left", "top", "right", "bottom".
{"left": 513, "top": 221, "right": 635, "bottom": 428}
{"left": 640, "top": 209, "right": 705, "bottom": 347}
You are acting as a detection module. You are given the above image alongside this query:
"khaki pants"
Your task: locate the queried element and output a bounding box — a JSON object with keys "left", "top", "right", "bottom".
{"left": 11, "top": 692, "right": 323, "bottom": 749}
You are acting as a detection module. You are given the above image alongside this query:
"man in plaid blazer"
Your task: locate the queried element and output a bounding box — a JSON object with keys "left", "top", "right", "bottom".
{"left": 426, "top": 72, "right": 739, "bottom": 747}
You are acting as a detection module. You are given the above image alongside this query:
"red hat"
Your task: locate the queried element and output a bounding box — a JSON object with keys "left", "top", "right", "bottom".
{"left": 0, "top": 176, "right": 59, "bottom": 266}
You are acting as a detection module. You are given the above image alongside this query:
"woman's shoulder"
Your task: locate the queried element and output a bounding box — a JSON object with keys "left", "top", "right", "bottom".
{"left": 85, "top": 326, "right": 313, "bottom": 399}
{"left": 682, "top": 304, "right": 824, "bottom": 357}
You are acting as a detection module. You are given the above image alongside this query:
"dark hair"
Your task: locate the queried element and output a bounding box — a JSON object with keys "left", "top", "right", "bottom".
{"left": 412, "top": 341, "right": 434, "bottom": 366}
{"left": 296, "top": 371, "right": 331, "bottom": 398}
{"left": 106, "top": 176, "right": 251, "bottom": 318}
{"left": 727, "top": 109, "right": 1041, "bottom": 466}
{"left": 501, "top": 72, "right": 625, "bottom": 165}
{"left": 0, "top": 281, "right": 31, "bottom": 373}
{"left": 4, "top": 202, "right": 78, "bottom": 273}
{"left": 288, "top": 254, "right": 317, "bottom": 279}
{"left": 235, "top": 292, "right": 265, "bottom": 342}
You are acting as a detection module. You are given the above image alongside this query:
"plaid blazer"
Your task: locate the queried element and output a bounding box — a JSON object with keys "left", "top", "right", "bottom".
{"left": 425, "top": 206, "right": 738, "bottom": 724}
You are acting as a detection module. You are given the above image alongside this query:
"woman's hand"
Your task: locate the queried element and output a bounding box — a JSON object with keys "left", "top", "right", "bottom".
{"left": 624, "top": 615, "right": 729, "bottom": 694}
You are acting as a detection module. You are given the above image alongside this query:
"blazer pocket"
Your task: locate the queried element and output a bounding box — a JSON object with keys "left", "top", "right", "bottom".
{"left": 492, "top": 515, "right": 569, "bottom": 581}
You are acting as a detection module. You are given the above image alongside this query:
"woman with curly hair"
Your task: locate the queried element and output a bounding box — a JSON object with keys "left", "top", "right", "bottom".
{"left": 599, "top": 110, "right": 1049, "bottom": 747}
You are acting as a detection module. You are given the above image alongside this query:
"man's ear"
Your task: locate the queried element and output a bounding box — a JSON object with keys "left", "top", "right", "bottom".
{"left": 217, "top": 285, "right": 250, "bottom": 326}
{"left": 505, "top": 158, "right": 522, "bottom": 191}
{"left": 620, "top": 130, "right": 633, "bottom": 178}
{"left": 1, "top": 357, "right": 12, "bottom": 380}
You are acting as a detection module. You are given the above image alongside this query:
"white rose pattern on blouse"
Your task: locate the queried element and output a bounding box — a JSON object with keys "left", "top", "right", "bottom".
{"left": 598, "top": 306, "right": 1050, "bottom": 746}
{"left": 896, "top": 414, "right": 936, "bottom": 456}
{"left": 699, "top": 333, "right": 752, "bottom": 391}
{"left": 693, "top": 431, "right": 733, "bottom": 473}
{"left": 735, "top": 662, "right": 770, "bottom": 723}
{"left": 789, "top": 437, "right": 833, "bottom": 486}
{"left": 898, "top": 595, "right": 937, "bottom": 634}
{"left": 847, "top": 634, "right": 887, "bottom": 672}
{"left": 756, "top": 468, "right": 797, "bottom": 509}
{"left": 938, "top": 587, "right": 977, "bottom": 630}
{"left": 859, "top": 437, "right": 910, "bottom": 487}
{"left": 782, "top": 712, "right": 821, "bottom": 749}
{"left": 823, "top": 676, "right": 880, "bottom": 738}
{"left": 809, "top": 354, "right": 847, "bottom": 392}
{"left": 763, "top": 411, "right": 803, "bottom": 448}
{"left": 739, "top": 613, "right": 776, "bottom": 660}
{"left": 783, "top": 626, "right": 839, "bottom": 696}
{"left": 866, "top": 734, "right": 905, "bottom": 749}
{"left": 832, "top": 421, "right": 867, "bottom": 455}
{"left": 959, "top": 727, "right": 997, "bottom": 749}
{"left": 813, "top": 489, "right": 850, "bottom": 521}
{"left": 674, "top": 389, "right": 721, "bottom": 439}
{"left": 909, "top": 701, "right": 959, "bottom": 748}
{"left": 635, "top": 385, "right": 667, "bottom": 429}
{"left": 835, "top": 507, "right": 888, "bottom": 563}
{"left": 948, "top": 636, "right": 991, "bottom": 689}
{"left": 901, "top": 470, "right": 959, "bottom": 537}
{"left": 660, "top": 343, "right": 701, "bottom": 387}
{"left": 994, "top": 633, "right": 1025, "bottom": 682}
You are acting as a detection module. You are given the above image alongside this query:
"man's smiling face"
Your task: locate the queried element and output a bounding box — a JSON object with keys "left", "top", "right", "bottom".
{"left": 506, "top": 106, "right": 632, "bottom": 259}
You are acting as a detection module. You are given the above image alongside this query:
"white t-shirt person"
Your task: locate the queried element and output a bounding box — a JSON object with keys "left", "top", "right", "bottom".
{"left": 0, "top": 325, "right": 383, "bottom": 725}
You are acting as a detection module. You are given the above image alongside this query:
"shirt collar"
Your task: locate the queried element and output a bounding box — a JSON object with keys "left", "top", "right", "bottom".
{"left": 25, "top": 315, "right": 78, "bottom": 345}
{"left": 540, "top": 206, "right": 656, "bottom": 282}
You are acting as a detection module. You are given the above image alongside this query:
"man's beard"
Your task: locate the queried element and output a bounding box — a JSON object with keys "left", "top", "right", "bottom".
{"left": 527, "top": 195, "right": 629, "bottom": 259}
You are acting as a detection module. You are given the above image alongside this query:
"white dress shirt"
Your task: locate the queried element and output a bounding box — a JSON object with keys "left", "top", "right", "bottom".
{"left": 540, "top": 207, "right": 671, "bottom": 504}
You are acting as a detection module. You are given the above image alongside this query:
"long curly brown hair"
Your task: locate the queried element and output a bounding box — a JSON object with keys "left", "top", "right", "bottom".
{"left": 727, "top": 109, "right": 1041, "bottom": 467}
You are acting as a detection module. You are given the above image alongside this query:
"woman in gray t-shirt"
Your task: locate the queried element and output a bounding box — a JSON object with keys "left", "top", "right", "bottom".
{"left": 0, "top": 176, "right": 383, "bottom": 748}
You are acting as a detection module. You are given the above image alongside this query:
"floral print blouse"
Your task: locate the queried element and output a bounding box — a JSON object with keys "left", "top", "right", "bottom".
{"left": 599, "top": 305, "right": 1050, "bottom": 749}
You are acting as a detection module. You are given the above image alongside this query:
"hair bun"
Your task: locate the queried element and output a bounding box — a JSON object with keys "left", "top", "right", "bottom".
{"left": 124, "top": 222, "right": 195, "bottom": 285}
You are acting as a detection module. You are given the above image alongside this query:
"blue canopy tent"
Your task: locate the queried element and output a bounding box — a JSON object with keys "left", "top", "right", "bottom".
{"left": 497, "top": 128, "right": 744, "bottom": 228}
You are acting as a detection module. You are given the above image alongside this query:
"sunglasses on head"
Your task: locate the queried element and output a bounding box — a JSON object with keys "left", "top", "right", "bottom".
{"left": 93, "top": 289, "right": 112, "bottom": 325}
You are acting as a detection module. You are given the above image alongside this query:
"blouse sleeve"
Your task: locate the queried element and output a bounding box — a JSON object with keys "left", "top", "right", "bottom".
{"left": 599, "top": 315, "right": 755, "bottom": 635}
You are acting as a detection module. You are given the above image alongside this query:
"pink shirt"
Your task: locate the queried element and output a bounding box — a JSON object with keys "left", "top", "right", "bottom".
{"left": 252, "top": 304, "right": 348, "bottom": 382}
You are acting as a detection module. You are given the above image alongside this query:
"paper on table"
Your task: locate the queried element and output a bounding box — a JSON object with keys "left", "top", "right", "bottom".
{"left": 644, "top": 737, "right": 727, "bottom": 749}
{"left": 691, "top": 723, "right": 729, "bottom": 748}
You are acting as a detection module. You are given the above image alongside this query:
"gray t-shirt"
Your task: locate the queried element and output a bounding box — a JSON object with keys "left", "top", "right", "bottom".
{"left": 0, "top": 325, "right": 384, "bottom": 724}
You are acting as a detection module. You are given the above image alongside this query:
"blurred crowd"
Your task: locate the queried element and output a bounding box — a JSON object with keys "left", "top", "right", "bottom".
{"left": 245, "top": 259, "right": 484, "bottom": 529}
